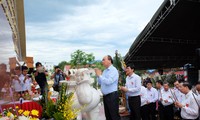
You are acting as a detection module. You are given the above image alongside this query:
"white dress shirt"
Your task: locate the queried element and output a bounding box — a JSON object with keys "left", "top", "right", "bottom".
{"left": 23, "top": 75, "right": 32, "bottom": 91}
{"left": 12, "top": 74, "right": 24, "bottom": 92}
{"left": 146, "top": 87, "right": 158, "bottom": 103}
{"left": 195, "top": 90, "right": 200, "bottom": 96}
{"left": 125, "top": 73, "right": 141, "bottom": 97}
{"left": 141, "top": 86, "right": 148, "bottom": 106}
{"left": 174, "top": 87, "right": 185, "bottom": 103}
{"left": 160, "top": 89, "right": 174, "bottom": 106}
{"left": 158, "top": 86, "right": 164, "bottom": 101}
{"left": 181, "top": 91, "right": 199, "bottom": 119}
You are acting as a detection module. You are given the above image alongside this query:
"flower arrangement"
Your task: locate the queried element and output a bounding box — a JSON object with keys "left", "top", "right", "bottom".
{"left": 0, "top": 106, "right": 39, "bottom": 120}
{"left": 41, "top": 83, "right": 79, "bottom": 120}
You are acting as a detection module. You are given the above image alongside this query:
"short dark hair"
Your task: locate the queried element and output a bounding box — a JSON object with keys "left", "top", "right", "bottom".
{"left": 127, "top": 63, "right": 135, "bottom": 70}
{"left": 174, "top": 79, "right": 179, "bottom": 83}
{"left": 107, "top": 55, "right": 113, "bottom": 64}
{"left": 15, "top": 66, "right": 21, "bottom": 70}
{"left": 54, "top": 66, "right": 60, "bottom": 69}
{"left": 163, "top": 81, "right": 169, "bottom": 85}
{"left": 0, "top": 63, "right": 6, "bottom": 69}
{"left": 196, "top": 81, "right": 200, "bottom": 85}
{"left": 22, "top": 66, "right": 28, "bottom": 71}
{"left": 35, "top": 62, "right": 42, "bottom": 68}
{"left": 156, "top": 80, "right": 163, "bottom": 85}
{"left": 146, "top": 79, "right": 152, "bottom": 84}
{"left": 181, "top": 81, "right": 192, "bottom": 90}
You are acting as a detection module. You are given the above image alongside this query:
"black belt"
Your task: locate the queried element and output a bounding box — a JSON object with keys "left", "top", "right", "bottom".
{"left": 128, "top": 95, "right": 140, "bottom": 99}
{"left": 103, "top": 91, "right": 117, "bottom": 97}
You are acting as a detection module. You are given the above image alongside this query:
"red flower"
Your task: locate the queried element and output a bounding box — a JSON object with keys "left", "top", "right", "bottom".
{"left": 131, "top": 82, "right": 134, "bottom": 85}
{"left": 186, "top": 103, "right": 189, "bottom": 107}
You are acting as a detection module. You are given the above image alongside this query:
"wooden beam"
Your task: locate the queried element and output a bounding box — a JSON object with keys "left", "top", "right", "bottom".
{"left": 15, "top": 0, "right": 26, "bottom": 61}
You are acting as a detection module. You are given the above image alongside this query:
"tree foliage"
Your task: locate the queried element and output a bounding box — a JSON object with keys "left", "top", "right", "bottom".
{"left": 70, "top": 50, "right": 95, "bottom": 67}
{"left": 58, "top": 61, "right": 70, "bottom": 70}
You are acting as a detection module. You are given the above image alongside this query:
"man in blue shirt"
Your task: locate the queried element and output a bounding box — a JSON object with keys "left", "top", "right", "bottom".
{"left": 95, "top": 55, "right": 120, "bottom": 120}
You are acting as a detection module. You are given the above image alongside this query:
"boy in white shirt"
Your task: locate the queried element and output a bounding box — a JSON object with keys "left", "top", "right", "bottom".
{"left": 21, "top": 66, "right": 32, "bottom": 92}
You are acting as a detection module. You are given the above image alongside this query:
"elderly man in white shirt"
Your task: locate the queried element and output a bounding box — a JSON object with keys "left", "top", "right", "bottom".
{"left": 175, "top": 81, "right": 199, "bottom": 120}
{"left": 146, "top": 80, "right": 158, "bottom": 120}
{"left": 159, "top": 81, "right": 174, "bottom": 120}
{"left": 174, "top": 80, "right": 186, "bottom": 103}
{"left": 173, "top": 80, "right": 185, "bottom": 119}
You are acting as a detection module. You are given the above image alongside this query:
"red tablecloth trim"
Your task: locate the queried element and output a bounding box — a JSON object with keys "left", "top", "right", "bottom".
{"left": 1, "top": 101, "right": 42, "bottom": 117}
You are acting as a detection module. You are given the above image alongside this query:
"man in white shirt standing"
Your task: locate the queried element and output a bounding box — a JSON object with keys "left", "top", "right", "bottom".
{"left": 21, "top": 66, "right": 32, "bottom": 92}
{"left": 12, "top": 66, "right": 24, "bottom": 99}
{"left": 173, "top": 80, "right": 185, "bottom": 119}
{"left": 156, "top": 80, "right": 164, "bottom": 120}
{"left": 159, "top": 81, "right": 174, "bottom": 120}
{"left": 194, "top": 82, "right": 200, "bottom": 96}
{"left": 174, "top": 80, "right": 185, "bottom": 103}
{"left": 146, "top": 80, "right": 158, "bottom": 120}
{"left": 175, "top": 81, "right": 199, "bottom": 120}
{"left": 140, "top": 85, "right": 148, "bottom": 120}
{"left": 120, "top": 64, "right": 141, "bottom": 120}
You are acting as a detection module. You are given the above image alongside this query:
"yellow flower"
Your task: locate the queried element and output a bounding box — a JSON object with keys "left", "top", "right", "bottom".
{"left": 30, "top": 117, "right": 39, "bottom": 120}
{"left": 15, "top": 106, "right": 19, "bottom": 109}
{"left": 23, "top": 110, "right": 30, "bottom": 116}
{"left": 18, "top": 109, "right": 24, "bottom": 114}
{"left": 31, "top": 110, "right": 39, "bottom": 116}
{"left": 7, "top": 112, "right": 12, "bottom": 117}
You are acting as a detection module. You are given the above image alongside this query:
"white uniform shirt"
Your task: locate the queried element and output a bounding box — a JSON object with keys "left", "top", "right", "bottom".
{"left": 23, "top": 76, "right": 32, "bottom": 91}
{"left": 160, "top": 89, "right": 174, "bottom": 106}
{"left": 146, "top": 87, "right": 158, "bottom": 103}
{"left": 12, "top": 74, "right": 24, "bottom": 92}
{"left": 158, "top": 86, "right": 164, "bottom": 101}
{"left": 174, "top": 87, "right": 185, "bottom": 103}
{"left": 141, "top": 86, "right": 148, "bottom": 106}
{"left": 195, "top": 90, "right": 200, "bottom": 96}
{"left": 125, "top": 73, "right": 141, "bottom": 96}
{"left": 181, "top": 91, "right": 199, "bottom": 119}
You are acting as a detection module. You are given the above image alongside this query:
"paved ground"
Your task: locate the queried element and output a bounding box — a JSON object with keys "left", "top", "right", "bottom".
{"left": 82, "top": 103, "right": 130, "bottom": 120}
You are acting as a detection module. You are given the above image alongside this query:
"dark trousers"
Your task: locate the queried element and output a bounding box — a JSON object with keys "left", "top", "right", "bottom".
{"left": 174, "top": 107, "right": 182, "bottom": 119}
{"left": 39, "top": 82, "right": 48, "bottom": 95}
{"left": 103, "top": 91, "right": 120, "bottom": 120}
{"left": 141, "top": 104, "right": 148, "bottom": 120}
{"left": 147, "top": 102, "right": 156, "bottom": 120}
{"left": 158, "top": 102, "right": 164, "bottom": 120}
{"left": 128, "top": 96, "right": 141, "bottom": 120}
{"left": 163, "top": 104, "right": 174, "bottom": 120}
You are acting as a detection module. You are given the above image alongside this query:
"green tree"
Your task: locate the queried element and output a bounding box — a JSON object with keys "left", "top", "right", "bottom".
{"left": 93, "top": 61, "right": 105, "bottom": 71}
{"left": 70, "top": 50, "right": 95, "bottom": 67}
{"left": 85, "top": 53, "right": 95, "bottom": 64}
{"left": 58, "top": 61, "right": 69, "bottom": 71}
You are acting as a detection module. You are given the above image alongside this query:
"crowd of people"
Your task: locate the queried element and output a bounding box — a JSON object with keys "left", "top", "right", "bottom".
{"left": 1, "top": 55, "right": 200, "bottom": 120}
{"left": 95, "top": 55, "right": 200, "bottom": 120}
{"left": 0, "top": 62, "right": 67, "bottom": 101}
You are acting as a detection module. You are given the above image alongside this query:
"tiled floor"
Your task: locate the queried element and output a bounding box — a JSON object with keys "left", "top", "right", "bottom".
{"left": 97, "top": 104, "right": 130, "bottom": 120}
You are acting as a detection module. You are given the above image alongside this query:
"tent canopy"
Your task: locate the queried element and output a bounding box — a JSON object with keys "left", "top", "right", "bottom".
{"left": 124, "top": 0, "right": 200, "bottom": 70}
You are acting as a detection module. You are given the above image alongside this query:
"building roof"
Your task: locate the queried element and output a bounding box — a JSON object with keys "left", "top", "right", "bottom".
{"left": 0, "top": 0, "right": 26, "bottom": 63}
{"left": 124, "top": 0, "right": 200, "bottom": 70}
